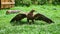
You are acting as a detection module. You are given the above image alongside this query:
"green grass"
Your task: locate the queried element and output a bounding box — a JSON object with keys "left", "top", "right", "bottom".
{"left": 0, "top": 5, "right": 60, "bottom": 34}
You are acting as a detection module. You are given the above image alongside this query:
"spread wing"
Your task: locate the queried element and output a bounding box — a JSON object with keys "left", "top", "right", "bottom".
{"left": 34, "top": 13, "right": 54, "bottom": 23}
{"left": 10, "top": 13, "right": 27, "bottom": 22}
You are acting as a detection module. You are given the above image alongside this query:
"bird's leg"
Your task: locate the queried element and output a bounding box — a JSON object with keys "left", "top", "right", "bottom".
{"left": 32, "top": 19, "right": 34, "bottom": 24}
{"left": 27, "top": 19, "right": 29, "bottom": 24}
{"left": 27, "top": 19, "right": 31, "bottom": 24}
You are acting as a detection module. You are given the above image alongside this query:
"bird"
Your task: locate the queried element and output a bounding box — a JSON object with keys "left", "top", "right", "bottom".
{"left": 10, "top": 10, "right": 54, "bottom": 24}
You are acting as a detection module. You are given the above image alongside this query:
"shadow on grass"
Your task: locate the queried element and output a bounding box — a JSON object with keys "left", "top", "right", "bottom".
{"left": 10, "top": 21, "right": 49, "bottom": 26}
{"left": 10, "top": 21, "right": 28, "bottom": 26}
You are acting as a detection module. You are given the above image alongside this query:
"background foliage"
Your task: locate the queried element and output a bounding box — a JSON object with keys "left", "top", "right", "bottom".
{"left": 15, "top": 0, "right": 60, "bottom": 6}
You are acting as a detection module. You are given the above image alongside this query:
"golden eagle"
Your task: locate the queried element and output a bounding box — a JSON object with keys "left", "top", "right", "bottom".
{"left": 10, "top": 10, "right": 54, "bottom": 24}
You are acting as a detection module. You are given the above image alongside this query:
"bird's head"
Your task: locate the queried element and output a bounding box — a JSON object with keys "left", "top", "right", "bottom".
{"left": 30, "top": 9, "right": 35, "bottom": 13}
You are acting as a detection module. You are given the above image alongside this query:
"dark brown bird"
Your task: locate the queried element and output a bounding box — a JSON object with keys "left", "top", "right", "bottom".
{"left": 10, "top": 10, "right": 54, "bottom": 24}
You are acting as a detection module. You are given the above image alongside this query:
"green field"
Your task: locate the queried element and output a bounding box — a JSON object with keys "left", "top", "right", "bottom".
{"left": 0, "top": 5, "right": 60, "bottom": 34}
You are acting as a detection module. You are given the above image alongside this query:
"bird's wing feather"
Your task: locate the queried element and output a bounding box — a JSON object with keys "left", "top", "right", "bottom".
{"left": 34, "top": 13, "right": 54, "bottom": 23}
{"left": 10, "top": 13, "right": 27, "bottom": 22}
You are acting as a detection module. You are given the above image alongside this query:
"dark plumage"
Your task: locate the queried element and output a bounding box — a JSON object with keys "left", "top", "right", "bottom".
{"left": 10, "top": 14, "right": 26, "bottom": 22}
{"left": 34, "top": 13, "right": 54, "bottom": 24}
{"left": 27, "top": 10, "right": 35, "bottom": 24}
{"left": 10, "top": 10, "right": 54, "bottom": 24}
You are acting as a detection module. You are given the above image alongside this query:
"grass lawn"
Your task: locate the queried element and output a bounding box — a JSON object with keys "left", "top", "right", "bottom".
{"left": 0, "top": 5, "right": 60, "bottom": 34}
